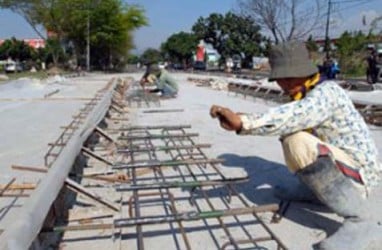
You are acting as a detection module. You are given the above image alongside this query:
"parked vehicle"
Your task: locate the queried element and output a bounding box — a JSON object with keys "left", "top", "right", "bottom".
{"left": 4, "top": 60, "right": 23, "bottom": 73}
{"left": 171, "top": 63, "right": 185, "bottom": 70}
{"left": 232, "top": 54, "right": 242, "bottom": 72}
{"left": 193, "top": 61, "right": 206, "bottom": 71}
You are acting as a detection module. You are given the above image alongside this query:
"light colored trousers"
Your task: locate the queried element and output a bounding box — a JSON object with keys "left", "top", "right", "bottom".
{"left": 281, "top": 131, "right": 366, "bottom": 196}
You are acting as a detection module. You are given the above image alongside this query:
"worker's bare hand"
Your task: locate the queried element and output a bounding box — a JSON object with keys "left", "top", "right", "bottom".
{"left": 140, "top": 78, "right": 147, "bottom": 88}
{"left": 210, "top": 105, "right": 242, "bottom": 132}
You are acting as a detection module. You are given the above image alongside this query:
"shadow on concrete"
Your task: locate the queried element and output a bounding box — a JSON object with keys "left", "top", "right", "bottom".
{"left": 216, "top": 153, "right": 342, "bottom": 236}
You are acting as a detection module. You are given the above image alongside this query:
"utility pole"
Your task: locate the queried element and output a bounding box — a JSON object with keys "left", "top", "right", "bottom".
{"left": 86, "top": 11, "right": 90, "bottom": 71}
{"left": 324, "top": 0, "right": 332, "bottom": 60}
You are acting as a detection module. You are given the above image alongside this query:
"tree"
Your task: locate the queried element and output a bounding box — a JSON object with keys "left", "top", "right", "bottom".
{"left": 236, "top": 0, "right": 324, "bottom": 44}
{"left": 335, "top": 31, "right": 369, "bottom": 76}
{"left": 68, "top": 0, "right": 147, "bottom": 69}
{"left": 305, "top": 35, "right": 318, "bottom": 52}
{"left": 126, "top": 54, "right": 140, "bottom": 64}
{"left": 0, "top": 38, "right": 34, "bottom": 61}
{"left": 161, "top": 32, "right": 198, "bottom": 67}
{"left": 44, "top": 38, "right": 65, "bottom": 66}
{"left": 0, "top": 0, "right": 148, "bottom": 69}
{"left": 192, "top": 12, "right": 264, "bottom": 66}
{"left": 140, "top": 48, "right": 162, "bottom": 65}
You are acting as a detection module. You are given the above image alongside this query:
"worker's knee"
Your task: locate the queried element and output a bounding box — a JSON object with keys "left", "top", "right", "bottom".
{"left": 281, "top": 132, "right": 322, "bottom": 172}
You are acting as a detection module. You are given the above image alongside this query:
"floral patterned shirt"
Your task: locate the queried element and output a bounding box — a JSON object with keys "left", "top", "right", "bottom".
{"left": 238, "top": 80, "right": 381, "bottom": 189}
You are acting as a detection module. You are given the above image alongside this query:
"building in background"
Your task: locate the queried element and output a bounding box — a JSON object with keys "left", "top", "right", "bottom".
{"left": 0, "top": 38, "right": 45, "bottom": 49}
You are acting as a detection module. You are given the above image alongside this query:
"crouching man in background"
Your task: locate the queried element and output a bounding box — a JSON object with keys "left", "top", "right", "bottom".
{"left": 140, "top": 64, "right": 179, "bottom": 98}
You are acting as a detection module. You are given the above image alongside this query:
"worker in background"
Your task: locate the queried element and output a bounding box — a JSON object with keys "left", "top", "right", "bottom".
{"left": 140, "top": 64, "right": 178, "bottom": 98}
{"left": 366, "top": 49, "right": 379, "bottom": 84}
{"left": 210, "top": 41, "right": 381, "bottom": 250}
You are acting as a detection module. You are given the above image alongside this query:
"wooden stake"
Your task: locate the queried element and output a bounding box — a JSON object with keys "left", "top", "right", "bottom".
{"left": 12, "top": 165, "right": 129, "bottom": 183}
{"left": 0, "top": 178, "right": 16, "bottom": 196}
{"left": 11, "top": 165, "right": 121, "bottom": 212}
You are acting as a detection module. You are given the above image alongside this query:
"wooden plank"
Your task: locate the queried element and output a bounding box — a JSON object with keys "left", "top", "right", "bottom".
{"left": 12, "top": 165, "right": 128, "bottom": 183}
{"left": 12, "top": 165, "right": 47, "bottom": 173}
{"left": 0, "top": 183, "right": 36, "bottom": 190}
{"left": 0, "top": 178, "right": 16, "bottom": 196}
{"left": 0, "top": 97, "right": 93, "bottom": 102}
{"left": 0, "top": 193, "right": 29, "bottom": 198}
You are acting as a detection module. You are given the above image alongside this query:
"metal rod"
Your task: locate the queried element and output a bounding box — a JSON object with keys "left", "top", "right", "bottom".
{"left": 65, "top": 178, "right": 119, "bottom": 212}
{"left": 116, "top": 124, "right": 191, "bottom": 131}
{"left": 113, "top": 158, "right": 224, "bottom": 170}
{"left": 142, "top": 131, "right": 191, "bottom": 249}
{"left": 44, "top": 205, "right": 279, "bottom": 232}
{"left": 163, "top": 129, "right": 241, "bottom": 249}
{"left": 116, "top": 205, "right": 279, "bottom": 226}
{"left": 115, "top": 177, "right": 249, "bottom": 191}
{"left": 142, "top": 109, "right": 184, "bottom": 113}
{"left": 128, "top": 137, "right": 145, "bottom": 250}
{"left": 81, "top": 147, "right": 113, "bottom": 166}
{"left": 119, "top": 132, "right": 199, "bottom": 140}
{"left": 117, "top": 143, "right": 211, "bottom": 153}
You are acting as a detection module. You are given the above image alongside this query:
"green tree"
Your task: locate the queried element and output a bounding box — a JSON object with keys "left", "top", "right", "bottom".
{"left": 140, "top": 48, "right": 162, "bottom": 65}
{"left": 126, "top": 54, "right": 140, "bottom": 64}
{"left": 0, "top": 0, "right": 148, "bottom": 70}
{"left": 306, "top": 35, "right": 318, "bottom": 52}
{"left": 192, "top": 12, "right": 264, "bottom": 66}
{"left": 0, "top": 37, "right": 34, "bottom": 61}
{"left": 44, "top": 38, "right": 65, "bottom": 66}
{"left": 161, "top": 32, "right": 198, "bottom": 68}
{"left": 62, "top": 0, "right": 147, "bottom": 70}
{"left": 335, "top": 31, "right": 369, "bottom": 76}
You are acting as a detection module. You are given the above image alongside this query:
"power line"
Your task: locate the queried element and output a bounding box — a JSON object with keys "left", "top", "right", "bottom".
{"left": 332, "top": 0, "right": 370, "bottom": 4}
{"left": 319, "top": 0, "right": 378, "bottom": 37}
{"left": 331, "top": 0, "right": 378, "bottom": 14}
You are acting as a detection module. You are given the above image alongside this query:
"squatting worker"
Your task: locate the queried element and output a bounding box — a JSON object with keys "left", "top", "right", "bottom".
{"left": 210, "top": 41, "right": 381, "bottom": 250}
{"left": 140, "top": 64, "right": 179, "bottom": 98}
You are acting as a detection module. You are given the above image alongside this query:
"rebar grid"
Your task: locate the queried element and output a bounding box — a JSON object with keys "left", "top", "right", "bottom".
{"left": 115, "top": 125, "right": 287, "bottom": 250}
{"left": 125, "top": 82, "right": 161, "bottom": 108}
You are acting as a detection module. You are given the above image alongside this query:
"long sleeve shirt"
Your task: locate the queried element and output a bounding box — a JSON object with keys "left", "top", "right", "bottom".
{"left": 157, "top": 70, "right": 179, "bottom": 92}
{"left": 238, "top": 80, "right": 381, "bottom": 189}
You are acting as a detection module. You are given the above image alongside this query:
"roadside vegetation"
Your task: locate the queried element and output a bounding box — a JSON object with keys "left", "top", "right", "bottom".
{"left": 0, "top": 0, "right": 381, "bottom": 78}
{"left": 3, "top": 71, "right": 49, "bottom": 81}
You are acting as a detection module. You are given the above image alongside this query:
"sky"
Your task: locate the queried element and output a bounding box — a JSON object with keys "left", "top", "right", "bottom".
{"left": 0, "top": 0, "right": 381, "bottom": 54}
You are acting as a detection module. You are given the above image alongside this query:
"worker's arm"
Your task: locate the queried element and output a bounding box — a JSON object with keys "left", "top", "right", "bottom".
{"left": 140, "top": 70, "right": 151, "bottom": 89}
{"left": 210, "top": 105, "right": 242, "bottom": 132}
{"left": 211, "top": 83, "right": 339, "bottom": 136}
{"left": 238, "top": 84, "right": 338, "bottom": 136}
